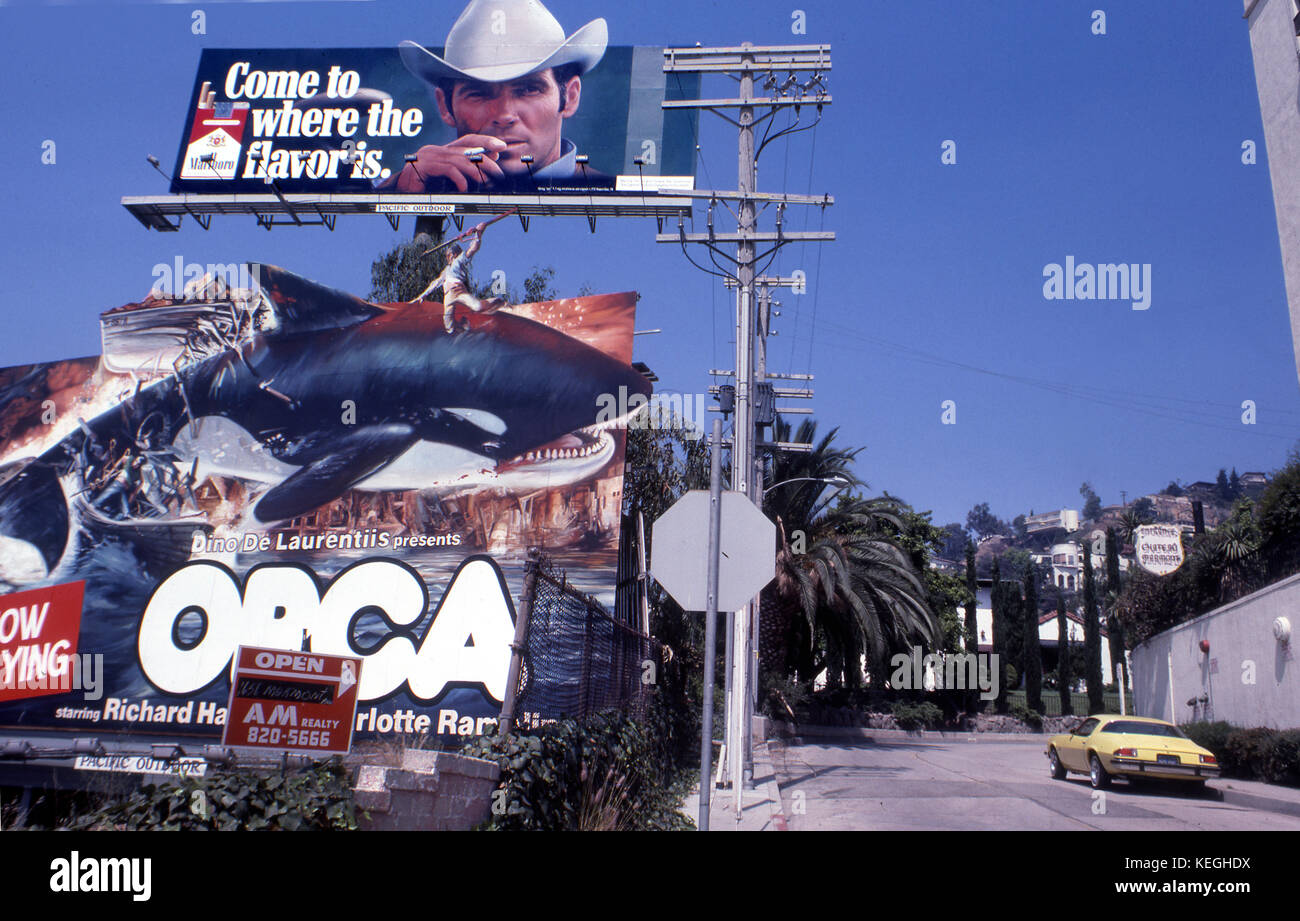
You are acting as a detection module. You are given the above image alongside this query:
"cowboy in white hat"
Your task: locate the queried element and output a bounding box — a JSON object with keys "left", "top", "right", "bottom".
{"left": 391, "top": 0, "right": 608, "bottom": 192}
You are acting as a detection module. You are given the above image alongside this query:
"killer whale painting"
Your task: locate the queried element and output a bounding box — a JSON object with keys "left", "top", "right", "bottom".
{"left": 0, "top": 265, "right": 648, "bottom": 744}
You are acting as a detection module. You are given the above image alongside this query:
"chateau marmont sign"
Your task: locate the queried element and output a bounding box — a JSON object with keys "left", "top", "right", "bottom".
{"left": 1134, "top": 524, "right": 1186, "bottom": 576}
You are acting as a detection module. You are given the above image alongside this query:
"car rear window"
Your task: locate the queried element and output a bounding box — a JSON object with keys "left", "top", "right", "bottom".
{"left": 1101, "top": 720, "right": 1187, "bottom": 738}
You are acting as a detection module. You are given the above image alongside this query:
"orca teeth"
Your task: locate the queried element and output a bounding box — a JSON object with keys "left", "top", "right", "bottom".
{"left": 509, "top": 429, "right": 614, "bottom": 465}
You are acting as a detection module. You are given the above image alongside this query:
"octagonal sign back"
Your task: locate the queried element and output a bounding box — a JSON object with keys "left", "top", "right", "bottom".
{"left": 651, "top": 490, "right": 776, "bottom": 612}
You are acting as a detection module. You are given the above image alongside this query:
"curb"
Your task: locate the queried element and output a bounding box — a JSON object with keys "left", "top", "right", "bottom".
{"left": 772, "top": 722, "right": 1052, "bottom": 744}
{"left": 678, "top": 742, "right": 789, "bottom": 831}
{"left": 751, "top": 742, "right": 788, "bottom": 831}
{"left": 1215, "top": 783, "right": 1300, "bottom": 819}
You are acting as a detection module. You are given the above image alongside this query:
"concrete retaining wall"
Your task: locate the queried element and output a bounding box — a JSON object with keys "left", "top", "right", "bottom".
{"left": 353, "top": 749, "right": 500, "bottom": 831}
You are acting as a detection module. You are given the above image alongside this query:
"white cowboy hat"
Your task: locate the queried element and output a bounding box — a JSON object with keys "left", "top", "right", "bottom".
{"left": 400, "top": 0, "right": 607, "bottom": 86}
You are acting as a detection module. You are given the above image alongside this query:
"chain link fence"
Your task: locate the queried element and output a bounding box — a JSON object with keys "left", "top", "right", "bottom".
{"left": 511, "top": 549, "right": 661, "bottom": 724}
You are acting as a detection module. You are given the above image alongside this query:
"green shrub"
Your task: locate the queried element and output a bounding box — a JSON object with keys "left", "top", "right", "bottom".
{"left": 463, "top": 700, "right": 694, "bottom": 831}
{"left": 1261, "top": 730, "right": 1300, "bottom": 786}
{"left": 1009, "top": 702, "right": 1043, "bottom": 731}
{"left": 891, "top": 700, "right": 944, "bottom": 731}
{"left": 762, "top": 672, "right": 812, "bottom": 723}
{"left": 1225, "top": 727, "right": 1278, "bottom": 779}
{"left": 65, "top": 759, "right": 357, "bottom": 831}
{"left": 1181, "top": 721, "right": 1235, "bottom": 771}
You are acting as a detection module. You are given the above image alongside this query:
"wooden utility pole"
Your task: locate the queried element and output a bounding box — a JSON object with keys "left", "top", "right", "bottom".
{"left": 658, "top": 43, "right": 834, "bottom": 802}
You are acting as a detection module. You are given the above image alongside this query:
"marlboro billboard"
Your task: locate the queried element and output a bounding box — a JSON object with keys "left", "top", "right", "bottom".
{"left": 169, "top": 3, "right": 699, "bottom": 197}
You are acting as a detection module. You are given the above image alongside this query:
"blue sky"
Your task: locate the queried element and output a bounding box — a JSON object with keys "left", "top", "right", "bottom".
{"left": 2, "top": 0, "right": 1298, "bottom": 529}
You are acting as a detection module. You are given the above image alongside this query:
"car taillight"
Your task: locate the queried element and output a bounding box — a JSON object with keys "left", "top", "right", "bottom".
{"left": 1114, "top": 748, "right": 1137, "bottom": 757}
{"left": 1200, "top": 754, "right": 1217, "bottom": 765}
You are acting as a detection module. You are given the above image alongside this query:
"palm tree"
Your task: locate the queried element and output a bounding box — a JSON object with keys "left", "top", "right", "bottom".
{"left": 759, "top": 418, "right": 859, "bottom": 680}
{"left": 1198, "top": 514, "right": 1262, "bottom": 602}
{"left": 758, "top": 419, "right": 938, "bottom": 687}
{"left": 1117, "top": 509, "right": 1144, "bottom": 547}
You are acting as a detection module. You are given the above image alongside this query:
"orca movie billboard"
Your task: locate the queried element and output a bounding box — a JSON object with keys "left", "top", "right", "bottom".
{"left": 0, "top": 264, "right": 648, "bottom": 743}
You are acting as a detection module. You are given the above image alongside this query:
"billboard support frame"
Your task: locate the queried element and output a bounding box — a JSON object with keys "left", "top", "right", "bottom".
{"left": 121, "top": 193, "right": 694, "bottom": 232}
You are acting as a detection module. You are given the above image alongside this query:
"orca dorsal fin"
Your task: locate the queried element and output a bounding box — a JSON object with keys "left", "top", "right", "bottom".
{"left": 252, "top": 264, "right": 386, "bottom": 337}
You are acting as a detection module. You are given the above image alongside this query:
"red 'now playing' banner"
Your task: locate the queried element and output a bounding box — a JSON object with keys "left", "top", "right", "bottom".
{"left": 0, "top": 581, "right": 85, "bottom": 703}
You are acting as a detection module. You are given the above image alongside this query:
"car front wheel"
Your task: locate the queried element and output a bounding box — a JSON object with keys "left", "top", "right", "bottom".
{"left": 1089, "top": 753, "right": 1111, "bottom": 790}
{"left": 1049, "top": 748, "right": 1067, "bottom": 780}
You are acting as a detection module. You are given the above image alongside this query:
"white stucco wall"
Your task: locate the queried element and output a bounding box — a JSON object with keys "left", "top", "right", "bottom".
{"left": 1131, "top": 571, "right": 1300, "bottom": 727}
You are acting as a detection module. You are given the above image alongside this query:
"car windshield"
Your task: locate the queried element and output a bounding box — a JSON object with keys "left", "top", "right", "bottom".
{"left": 1101, "top": 720, "right": 1187, "bottom": 738}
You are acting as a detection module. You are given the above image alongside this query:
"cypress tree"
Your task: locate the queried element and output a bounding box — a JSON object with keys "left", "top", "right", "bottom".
{"left": 1003, "top": 572, "right": 1024, "bottom": 684}
{"left": 964, "top": 540, "right": 980, "bottom": 716}
{"left": 1105, "top": 527, "right": 1122, "bottom": 589}
{"left": 991, "top": 557, "right": 1008, "bottom": 713}
{"left": 1083, "top": 545, "right": 1105, "bottom": 714}
{"left": 964, "top": 540, "right": 979, "bottom": 652}
{"left": 1057, "top": 586, "right": 1072, "bottom": 716}
{"left": 1104, "top": 527, "right": 1127, "bottom": 688}
{"left": 1023, "top": 563, "right": 1043, "bottom": 713}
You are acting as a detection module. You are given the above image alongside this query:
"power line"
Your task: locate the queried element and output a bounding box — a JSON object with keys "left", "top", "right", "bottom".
{"left": 814, "top": 320, "right": 1300, "bottom": 441}
{"left": 857, "top": 326, "right": 1300, "bottom": 419}
{"left": 778, "top": 122, "right": 800, "bottom": 367}
{"left": 804, "top": 197, "right": 826, "bottom": 375}
{"left": 711, "top": 271, "right": 718, "bottom": 375}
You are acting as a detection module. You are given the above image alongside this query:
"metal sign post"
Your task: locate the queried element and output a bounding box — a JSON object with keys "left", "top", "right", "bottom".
{"left": 698, "top": 418, "right": 724, "bottom": 830}
{"left": 651, "top": 428, "right": 777, "bottom": 829}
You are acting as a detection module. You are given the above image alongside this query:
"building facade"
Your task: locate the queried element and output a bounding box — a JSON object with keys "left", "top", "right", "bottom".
{"left": 1024, "top": 508, "right": 1080, "bottom": 534}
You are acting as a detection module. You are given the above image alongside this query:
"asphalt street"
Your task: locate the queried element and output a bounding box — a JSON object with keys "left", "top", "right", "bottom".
{"left": 770, "top": 736, "right": 1300, "bottom": 831}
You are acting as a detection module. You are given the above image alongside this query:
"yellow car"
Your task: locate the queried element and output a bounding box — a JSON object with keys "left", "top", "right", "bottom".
{"left": 1045, "top": 714, "right": 1220, "bottom": 790}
